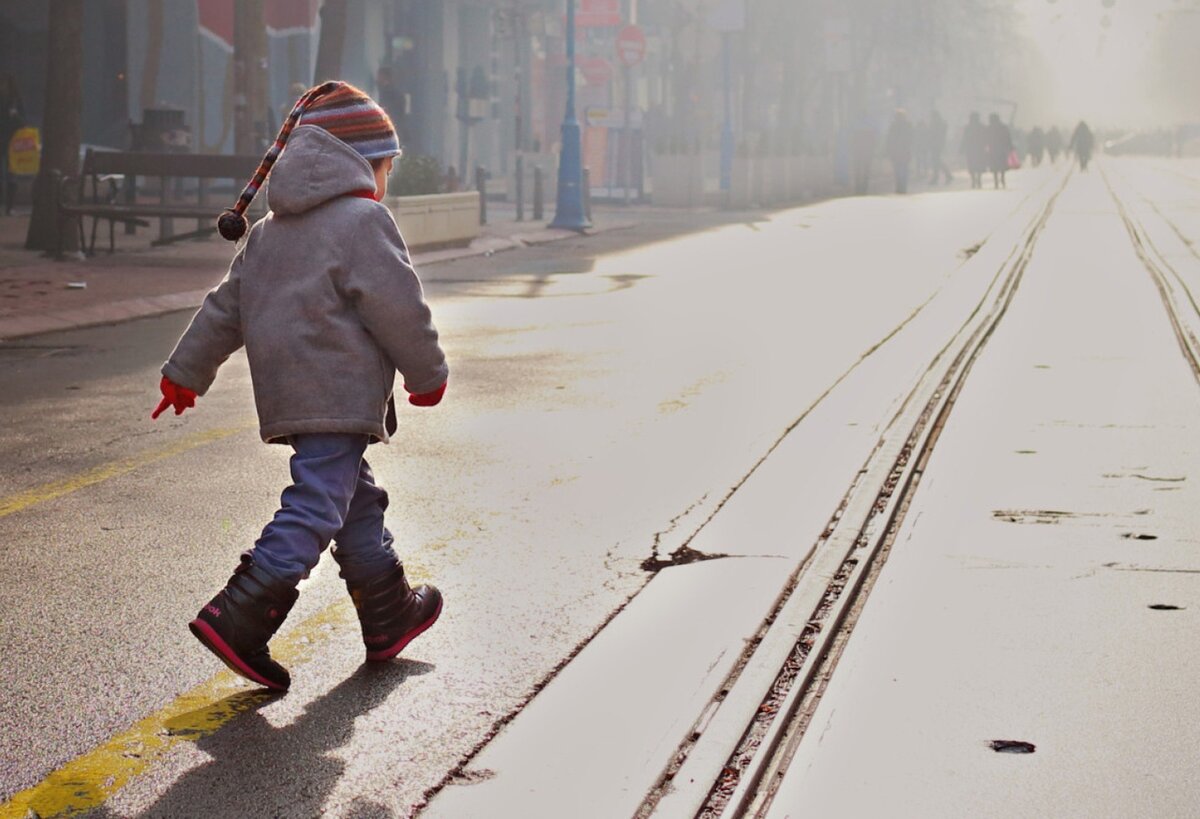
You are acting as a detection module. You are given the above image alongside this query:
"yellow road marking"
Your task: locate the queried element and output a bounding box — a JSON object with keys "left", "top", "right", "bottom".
{"left": 0, "top": 425, "right": 252, "bottom": 519}
{"left": 0, "top": 553, "right": 437, "bottom": 817}
{"left": 0, "top": 600, "right": 358, "bottom": 819}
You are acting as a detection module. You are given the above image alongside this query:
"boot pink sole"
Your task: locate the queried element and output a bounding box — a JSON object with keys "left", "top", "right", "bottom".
{"left": 189, "top": 618, "right": 289, "bottom": 691}
{"left": 366, "top": 598, "right": 443, "bottom": 662}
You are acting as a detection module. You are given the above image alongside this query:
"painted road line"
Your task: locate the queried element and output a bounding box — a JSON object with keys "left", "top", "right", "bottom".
{"left": 0, "top": 600, "right": 359, "bottom": 819}
{"left": 0, "top": 425, "right": 253, "bottom": 519}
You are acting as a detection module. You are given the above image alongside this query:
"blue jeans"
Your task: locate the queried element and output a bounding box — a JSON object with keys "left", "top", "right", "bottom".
{"left": 250, "top": 433, "right": 399, "bottom": 586}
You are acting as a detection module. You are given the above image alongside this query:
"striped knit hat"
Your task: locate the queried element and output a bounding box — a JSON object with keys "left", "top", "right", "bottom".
{"left": 217, "top": 81, "right": 400, "bottom": 242}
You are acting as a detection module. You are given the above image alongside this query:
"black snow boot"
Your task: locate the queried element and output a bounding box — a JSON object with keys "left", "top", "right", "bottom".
{"left": 343, "top": 562, "right": 442, "bottom": 661}
{"left": 189, "top": 553, "right": 299, "bottom": 691}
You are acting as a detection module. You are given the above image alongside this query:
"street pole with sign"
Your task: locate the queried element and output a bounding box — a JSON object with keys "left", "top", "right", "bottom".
{"left": 550, "top": 0, "right": 591, "bottom": 230}
{"left": 617, "top": 21, "right": 645, "bottom": 205}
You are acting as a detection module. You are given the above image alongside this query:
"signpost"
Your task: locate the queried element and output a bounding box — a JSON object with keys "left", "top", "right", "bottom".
{"left": 616, "top": 24, "right": 646, "bottom": 68}
{"left": 615, "top": 23, "right": 644, "bottom": 205}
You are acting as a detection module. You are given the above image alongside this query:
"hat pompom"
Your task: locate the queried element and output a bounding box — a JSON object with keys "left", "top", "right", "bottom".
{"left": 217, "top": 209, "right": 248, "bottom": 242}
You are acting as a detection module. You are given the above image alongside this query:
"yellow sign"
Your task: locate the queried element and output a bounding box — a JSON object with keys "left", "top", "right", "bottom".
{"left": 7, "top": 126, "right": 40, "bottom": 175}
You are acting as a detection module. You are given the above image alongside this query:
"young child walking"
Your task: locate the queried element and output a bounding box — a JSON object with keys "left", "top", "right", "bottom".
{"left": 152, "top": 82, "right": 448, "bottom": 691}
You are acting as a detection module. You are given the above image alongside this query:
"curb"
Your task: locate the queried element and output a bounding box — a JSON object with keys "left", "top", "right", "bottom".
{"left": 0, "top": 221, "right": 636, "bottom": 342}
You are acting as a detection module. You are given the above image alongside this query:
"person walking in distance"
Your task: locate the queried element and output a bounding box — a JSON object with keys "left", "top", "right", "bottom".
{"left": 1046, "top": 126, "right": 1064, "bottom": 164}
{"left": 987, "top": 113, "right": 1014, "bottom": 189}
{"left": 1027, "top": 126, "right": 1046, "bottom": 167}
{"left": 962, "top": 112, "right": 988, "bottom": 190}
{"left": 152, "top": 82, "right": 448, "bottom": 691}
{"left": 885, "top": 109, "right": 914, "bottom": 194}
{"left": 1070, "top": 121, "right": 1095, "bottom": 171}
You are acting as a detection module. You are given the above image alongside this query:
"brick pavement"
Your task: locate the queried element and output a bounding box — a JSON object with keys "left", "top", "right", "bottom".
{"left": 0, "top": 204, "right": 637, "bottom": 341}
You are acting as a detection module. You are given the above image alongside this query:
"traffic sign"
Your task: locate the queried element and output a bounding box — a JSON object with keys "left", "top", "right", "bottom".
{"left": 7, "top": 126, "right": 39, "bottom": 176}
{"left": 616, "top": 24, "right": 646, "bottom": 67}
{"left": 577, "top": 0, "right": 620, "bottom": 28}
{"left": 578, "top": 56, "right": 614, "bottom": 87}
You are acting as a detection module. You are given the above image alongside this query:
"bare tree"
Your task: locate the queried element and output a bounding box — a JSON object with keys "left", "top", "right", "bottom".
{"left": 314, "top": 0, "right": 349, "bottom": 83}
{"left": 25, "top": 0, "right": 83, "bottom": 253}
{"left": 233, "top": 0, "right": 268, "bottom": 154}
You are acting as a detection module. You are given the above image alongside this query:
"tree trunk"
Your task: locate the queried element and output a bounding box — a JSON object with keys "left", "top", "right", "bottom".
{"left": 233, "top": 0, "right": 267, "bottom": 154}
{"left": 313, "top": 0, "right": 348, "bottom": 84}
{"left": 25, "top": 0, "right": 84, "bottom": 253}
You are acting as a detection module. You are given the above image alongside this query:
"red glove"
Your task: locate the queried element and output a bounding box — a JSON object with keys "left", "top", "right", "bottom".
{"left": 151, "top": 376, "right": 198, "bottom": 419}
{"left": 407, "top": 381, "right": 446, "bottom": 407}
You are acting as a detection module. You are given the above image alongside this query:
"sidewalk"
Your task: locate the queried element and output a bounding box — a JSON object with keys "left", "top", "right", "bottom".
{"left": 0, "top": 203, "right": 638, "bottom": 341}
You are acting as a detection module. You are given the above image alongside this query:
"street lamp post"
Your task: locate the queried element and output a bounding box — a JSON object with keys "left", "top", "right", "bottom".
{"left": 549, "top": 0, "right": 591, "bottom": 230}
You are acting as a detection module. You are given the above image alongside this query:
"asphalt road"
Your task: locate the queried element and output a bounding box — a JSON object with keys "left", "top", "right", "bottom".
{"left": 1, "top": 169, "right": 1062, "bottom": 817}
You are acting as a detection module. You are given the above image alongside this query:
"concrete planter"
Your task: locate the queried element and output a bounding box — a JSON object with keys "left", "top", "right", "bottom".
{"left": 386, "top": 191, "right": 481, "bottom": 249}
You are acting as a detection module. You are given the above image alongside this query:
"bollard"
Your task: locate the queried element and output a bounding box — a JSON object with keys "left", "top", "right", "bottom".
{"left": 515, "top": 155, "right": 525, "bottom": 222}
{"left": 533, "top": 166, "right": 544, "bottom": 221}
{"left": 475, "top": 165, "right": 488, "bottom": 225}
{"left": 582, "top": 167, "right": 592, "bottom": 224}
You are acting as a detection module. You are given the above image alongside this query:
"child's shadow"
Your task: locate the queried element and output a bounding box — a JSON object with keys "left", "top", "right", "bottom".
{"left": 138, "top": 660, "right": 432, "bottom": 818}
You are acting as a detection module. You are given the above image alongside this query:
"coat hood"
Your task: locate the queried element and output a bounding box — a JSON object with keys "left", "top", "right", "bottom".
{"left": 267, "top": 125, "right": 376, "bottom": 215}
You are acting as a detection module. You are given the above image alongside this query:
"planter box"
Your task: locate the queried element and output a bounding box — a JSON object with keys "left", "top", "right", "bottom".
{"left": 386, "top": 191, "right": 480, "bottom": 250}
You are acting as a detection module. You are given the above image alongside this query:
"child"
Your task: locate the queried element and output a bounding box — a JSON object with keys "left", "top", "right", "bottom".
{"left": 152, "top": 82, "right": 448, "bottom": 691}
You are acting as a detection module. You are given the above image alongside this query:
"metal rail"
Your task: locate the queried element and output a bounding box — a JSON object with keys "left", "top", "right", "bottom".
{"left": 640, "top": 169, "right": 1073, "bottom": 819}
{"left": 1102, "top": 164, "right": 1200, "bottom": 384}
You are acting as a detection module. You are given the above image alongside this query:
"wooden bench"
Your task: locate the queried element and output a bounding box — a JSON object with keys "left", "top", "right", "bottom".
{"left": 56, "top": 150, "right": 262, "bottom": 257}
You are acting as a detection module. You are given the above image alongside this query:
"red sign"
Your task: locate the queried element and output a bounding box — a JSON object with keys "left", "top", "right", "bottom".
{"left": 578, "top": 0, "right": 621, "bottom": 28}
{"left": 578, "top": 56, "right": 614, "bottom": 87}
{"left": 616, "top": 25, "right": 646, "bottom": 67}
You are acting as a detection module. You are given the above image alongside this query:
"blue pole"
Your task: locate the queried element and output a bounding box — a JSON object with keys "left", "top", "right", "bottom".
{"left": 550, "top": 0, "right": 591, "bottom": 230}
{"left": 719, "top": 32, "right": 733, "bottom": 194}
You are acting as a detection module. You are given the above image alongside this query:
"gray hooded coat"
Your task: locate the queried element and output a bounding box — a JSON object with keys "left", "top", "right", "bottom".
{"left": 162, "top": 125, "right": 448, "bottom": 444}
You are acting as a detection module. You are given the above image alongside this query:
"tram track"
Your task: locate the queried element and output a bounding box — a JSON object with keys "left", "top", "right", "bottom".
{"left": 1102, "top": 163, "right": 1200, "bottom": 384}
{"left": 638, "top": 170, "right": 1072, "bottom": 818}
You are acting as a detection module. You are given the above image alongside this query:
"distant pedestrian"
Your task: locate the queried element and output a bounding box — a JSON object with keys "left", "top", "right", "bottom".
{"left": 987, "top": 113, "right": 1013, "bottom": 189}
{"left": 885, "top": 109, "right": 914, "bottom": 194}
{"left": 153, "top": 82, "right": 447, "bottom": 691}
{"left": 1070, "top": 121, "right": 1095, "bottom": 171}
{"left": 1046, "top": 127, "right": 1064, "bottom": 163}
{"left": 1027, "top": 126, "right": 1046, "bottom": 167}
{"left": 962, "top": 112, "right": 988, "bottom": 189}
{"left": 0, "top": 73, "right": 24, "bottom": 214}
{"left": 928, "top": 109, "right": 952, "bottom": 185}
